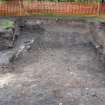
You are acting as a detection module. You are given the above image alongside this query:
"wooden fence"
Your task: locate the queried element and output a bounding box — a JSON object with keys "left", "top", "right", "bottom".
{"left": 0, "top": 2, "right": 105, "bottom": 17}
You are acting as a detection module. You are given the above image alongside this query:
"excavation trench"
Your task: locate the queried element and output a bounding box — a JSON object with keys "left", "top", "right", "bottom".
{"left": 0, "top": 17, "right": 105, "bottom": 105}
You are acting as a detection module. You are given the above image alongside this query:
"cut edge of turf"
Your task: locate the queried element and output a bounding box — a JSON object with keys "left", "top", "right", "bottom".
{"left": 31, "top": 13, "right": 105, "bottom": 22}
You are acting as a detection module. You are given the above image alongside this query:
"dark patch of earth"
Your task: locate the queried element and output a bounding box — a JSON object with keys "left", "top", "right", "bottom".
{"left": 0, "top": 17, "right": 105, "bottom": 105}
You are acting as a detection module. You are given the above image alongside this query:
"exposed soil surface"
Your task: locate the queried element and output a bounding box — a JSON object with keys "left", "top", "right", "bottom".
{"left": 0, "top": 17, "right": 105, "bottom": 105}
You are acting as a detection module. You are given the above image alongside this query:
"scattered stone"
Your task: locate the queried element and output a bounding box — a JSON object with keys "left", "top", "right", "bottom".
{"left": 36, "top": 20, "right": 43, "bottom": 25}
{"left": 102, "top": 81, "right": 105, "bottom": 84}
{"left": 59, "top": 103, "right": 63, "bottom": 105}
{"left": 90, "top": 90, "right": 97, "bottom": 97}
{"left": 15, "top": 39, "right": 34, "bottom": 58}
{"left": 0, "top": 50, "right": 16, "bottom": 65}
{"left": 70, "top": 72, "right": 73, "bottom": 76}
{"left": 55, "top": 18, "right": 63, "bottom": 22}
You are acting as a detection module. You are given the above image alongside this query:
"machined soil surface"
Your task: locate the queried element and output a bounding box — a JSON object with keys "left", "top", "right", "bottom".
{"left": 0, "top": 18, "right": 105, "bottom": 105}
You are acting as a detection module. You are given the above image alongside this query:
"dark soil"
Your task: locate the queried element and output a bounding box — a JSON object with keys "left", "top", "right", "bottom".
{"left": 0, "top": 17, "right": 105, "bottom": 105}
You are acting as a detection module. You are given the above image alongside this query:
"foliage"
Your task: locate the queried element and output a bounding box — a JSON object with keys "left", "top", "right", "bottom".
{"left": 31, "top": 0, "right": 101, "bottom": 2}
{"left": 0, "top": 19, "right": 14, "bottom": 29}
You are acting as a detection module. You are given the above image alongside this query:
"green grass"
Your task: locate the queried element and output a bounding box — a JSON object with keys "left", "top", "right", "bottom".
{"left": 0, "top": 19, "right": 14, "bottom": 29}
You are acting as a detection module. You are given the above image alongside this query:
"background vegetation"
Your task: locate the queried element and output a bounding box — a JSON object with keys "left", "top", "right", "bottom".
{"left": 0, "top": 0, "right": 101, "bottom": 3}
